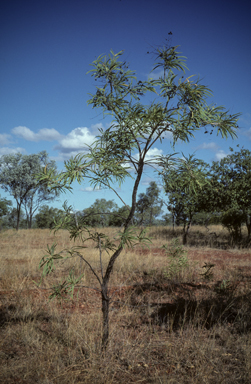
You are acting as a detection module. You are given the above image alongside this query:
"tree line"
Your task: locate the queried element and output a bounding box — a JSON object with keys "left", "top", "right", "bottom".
{"left": 0, "top": 146, "right": 250, "bottom": 247}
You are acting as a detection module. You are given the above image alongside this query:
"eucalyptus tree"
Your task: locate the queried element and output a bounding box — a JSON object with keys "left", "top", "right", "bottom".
{"left": 38, "top": 43, "right": 240, "bottom": 349}
{"left": 161, "top": 154, "right": 210, "bottom": 244}
{"left": 82, "top": 198, "right": 118, "bottom": 227}
{"left": 35, "top": 205, "right": 65, "bottom": 229}
{"left": 210, "top": 147, "right": 251, "bottom": 243}
{"left": 0, "top": 151, "right": 58, "bottom": 230}
{"left": 0, "top": 196, "right": 12, "bottom": 228}
{"left": 0, "top": 196, "right": 12, "bottom": 218}
{"left": 109, "top": 205, "right": 131, "bottom": 227}
{"left": 136, "top": 181, "right": 163, "bottom": 225}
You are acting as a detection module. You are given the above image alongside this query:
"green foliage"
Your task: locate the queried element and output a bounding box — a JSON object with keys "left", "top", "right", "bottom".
{"left": 35, "top": 205, "right": 65, "bottom": 229}
{"left": 0, "top": 151, "right": 59, "bottom": 230}
{"left": 220, "top": 208, "right": 245, "bottom": 244}
{"left": 4, "top": 207, "right": 27, "bottom": 229}
{"left": 0, "top": 196, "right": 12, "bottom": 217}
{"left": 39, "top": 242, "right": 64, "bottom": 277}
{"left": 191, "top": 211, "right": 218, "bottom": 226}
{"left": 210, "top": 147, "right": 251, "bottom": 243}
{"left": 0, "top": 196, "right": 12, "bottom": 228}
{"left": 109, "top": 205, "right": 131, "bottom": 227}
{"left": 162, "top": 238, "right": 189, "bottom": 281}
{"left": 214, "top": 279, "right": 232, "bottom": 295}
{"left": 37, "top": 43, "right": 240, "bottom": 349}
{"left": 135, "top": 181, "right": 163, "bottom": 226}
{"left": 160, "top": 154, "right": 210, "bottom": 244}
{"left": 81, "top": 198, "right": 118, "bottom": 227}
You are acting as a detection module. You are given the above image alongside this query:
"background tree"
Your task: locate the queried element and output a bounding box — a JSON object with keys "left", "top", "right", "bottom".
{"left": 38, "top": 44, "right": 240, "bottom": 349}
{"left": 135, "top": 181, "right": 163, "bottom": 225}
{"left": 210, "top": 147, "right": 251, "bottom": 244}
{"left": 35, "top": 205, "right": 65, "bottom": 229}
{"left": 0, "top": 151, "right": 59, "bottom": 230}
{"left": 0, "top": 196, "right": 12, "bottom": 229}
{"left": 161, "top": 154, "right": 210, "bottom": 244}
{"left": 6, "top": 207, "right": 26, "bottom": 229}
{"left": 108, "top": 205, "right": 131, "bottom": 227}
{"left": 81, "top": 199, "right": 118, "bottom": 227}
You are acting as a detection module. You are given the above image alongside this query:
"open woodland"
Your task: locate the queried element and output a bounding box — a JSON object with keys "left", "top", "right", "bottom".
{"left": 0, "top": 226, "right": 251, "bottom": 384}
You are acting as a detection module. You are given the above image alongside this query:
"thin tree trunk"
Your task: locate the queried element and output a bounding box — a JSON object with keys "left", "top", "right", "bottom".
{"left": 245, "top": 214, "right": 251, "bottom": 240}
{"left": 16, "top": 202, "right": 21, "bottom": 231}
{"left": 182, "top": 219, "right": 191, "bottom": 245}
{"left": 99, "top": 161, "right": 144, "bottom": 350}
{"left": 101, "top": 283, "right": 110, "bottom": 350}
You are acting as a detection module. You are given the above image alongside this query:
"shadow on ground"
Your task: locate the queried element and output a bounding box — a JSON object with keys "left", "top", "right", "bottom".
{"left": 127, "top": 281, "right": 251, "bottom": 333}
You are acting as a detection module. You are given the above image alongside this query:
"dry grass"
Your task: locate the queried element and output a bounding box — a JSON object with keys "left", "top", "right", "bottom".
{"left": 0, "top": 226, "right": 251, "bottom": 383}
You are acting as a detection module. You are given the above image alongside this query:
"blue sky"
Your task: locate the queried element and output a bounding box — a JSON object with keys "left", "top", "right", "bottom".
{"left": 0, "top": 0, "right": 250, "bottom": 212}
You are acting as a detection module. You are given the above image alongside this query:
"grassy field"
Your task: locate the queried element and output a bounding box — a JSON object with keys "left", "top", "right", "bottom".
{"left": 0, "top": 226, "right": 251, "bottom": 383}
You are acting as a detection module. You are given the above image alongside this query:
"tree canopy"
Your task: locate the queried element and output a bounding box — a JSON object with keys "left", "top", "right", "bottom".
{"left": 136, "top": 181, "right": 163, "bottom": 225}
{"left": 81, "top": 198, "right": 118, "bottom": 227}
{"left": 210, "top": 147, "right": 251, "bottom": 243}
{"left": 161, "top": 154, "right": 210, "bottom": 244}
{"left": 35, "top": 205, "right": 65, "bottom": 229}
{"left": 38, "top": 43, "right": 240, "bottom": 348}
{"left": 0, "top": 151, "right": 59, "bottom": 230}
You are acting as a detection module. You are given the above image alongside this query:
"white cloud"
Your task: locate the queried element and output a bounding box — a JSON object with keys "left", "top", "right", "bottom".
{"left": 56, "top": 127, "right": 96, "bottom": 152}
{"left": 0, "top": 147, "right": 26, "bottom": 156}
{"left": 0, "top": 134, "right": 12, "bottom": 146}
{"left": 38, "top": 128, "right": 62, "bottom": 141}
{"left": 195, "top": 142, "right": 230, "bottom": 162}
{"left": 144, "top": 147, "right": 163, "bottom": 162}
{"left": 215, "top": 150, "right": 228, "bottom": 161}
{"left": 12, "top": 126, "right": 62, "bottom": 141}
{"left": 80, "top": 186, "right": 101, "bottom": 192}
{"left": 125, "top": 147, "right": 163, "bottom": 172}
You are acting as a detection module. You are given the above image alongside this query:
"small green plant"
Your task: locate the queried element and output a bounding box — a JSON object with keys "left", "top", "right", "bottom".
{"left": 214, "top": 279, "right": 238, "bottom": 297}
{"left": 162, "top": 238, "right": 189, "bottom": 281}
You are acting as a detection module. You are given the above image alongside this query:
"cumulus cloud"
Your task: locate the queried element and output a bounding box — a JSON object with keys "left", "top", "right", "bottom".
{"left": 195, "top": 142, "right": 229, "bottom": 161}
{"left": 55, "top": 127, "right": 96, "bottom": 155}
{"left": 12, "top": 126, "right": 62, "bottom": 141}
{"left": 215, "top": 150, "right": 228, "bottom": 161}
{"left": 144, "top": 147, "right": 163, "bottom": 162}
{"left": 124, "top": 147, "right": 163, "bottom": 172}
{"left": 0, "top": 147, "right": 26, "bottom": 156}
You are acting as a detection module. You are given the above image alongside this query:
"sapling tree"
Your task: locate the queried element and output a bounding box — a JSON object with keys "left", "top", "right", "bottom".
{"left": 38, "top": 43, "right": 240, "bottom": 349}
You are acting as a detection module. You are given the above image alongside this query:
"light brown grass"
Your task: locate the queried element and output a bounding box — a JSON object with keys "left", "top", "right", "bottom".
{"left": 0, "top": 226, "right": 251, "bottom": 383}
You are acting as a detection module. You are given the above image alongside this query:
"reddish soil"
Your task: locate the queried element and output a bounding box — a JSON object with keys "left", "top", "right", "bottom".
{"left": 1, "top": 247, "right": 251, "bottom": 317}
